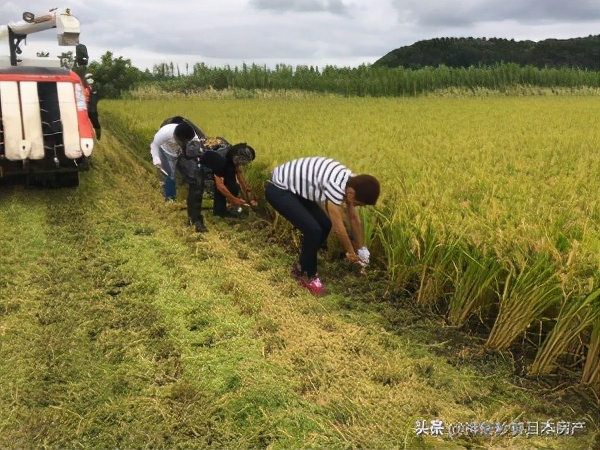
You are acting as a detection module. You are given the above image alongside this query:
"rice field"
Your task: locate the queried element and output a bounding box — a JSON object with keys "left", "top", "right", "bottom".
{"left": 101, "top": 93, "right": 600, "bottom": 388}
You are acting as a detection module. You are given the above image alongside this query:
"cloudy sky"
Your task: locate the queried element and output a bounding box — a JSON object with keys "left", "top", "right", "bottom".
{"left": 1, "top": 0, "right": 599, "bottom": 71}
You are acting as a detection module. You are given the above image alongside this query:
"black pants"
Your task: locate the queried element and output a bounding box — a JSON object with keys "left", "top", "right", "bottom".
{"left": 187, "top": 182, "right": 205, "bottom": 223}
{"left": 178, "top": 161, "right": 208, "bottom": 223}
{"left": 265, "top": 182, "right": 331, "bottom": 278}
{"left": 88, "top": 111, "right": 101, "bottom": 139}
{"left": 213, "top": 173, "right": 240, "bottom": 216}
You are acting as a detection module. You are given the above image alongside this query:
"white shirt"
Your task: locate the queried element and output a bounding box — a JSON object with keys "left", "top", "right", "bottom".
{"left": 150, "top": 124, "right": 183, "bottom": 166}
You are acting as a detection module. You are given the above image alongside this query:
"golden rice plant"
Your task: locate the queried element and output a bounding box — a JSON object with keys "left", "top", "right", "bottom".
{"left": 374, "top": 206, "right": 416, "bottom": 295}
{"left": 101, "top": 95, "right": 600, "bottom": 384}
{"left": 358, "top": 206, "right": 379, "bottom": 250}
{"left": 529, "top": 288, "right": 600, "bottom": 375}
{"left": 374, "top": 202, "right": 460, "bottom": 305}
{"left": 411, "top": 220, "right": 461, "bottom": 306}
{"left": 447, "top": 246, "right": 503, "bottom": 327}
{"left": 580, "top": 318, "right": 600, "bottom": 388}
{"left": 486, "top": 254, "right": 562, "bottom": 351}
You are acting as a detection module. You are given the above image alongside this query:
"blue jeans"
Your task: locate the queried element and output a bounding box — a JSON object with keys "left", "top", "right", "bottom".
{"left": 158, "top": 148, "right": 178, "bottom": 200}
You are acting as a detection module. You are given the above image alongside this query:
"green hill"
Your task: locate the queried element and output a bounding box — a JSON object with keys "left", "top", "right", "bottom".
{"left": 374, "top": 35, "right": 600, "bottom": 70}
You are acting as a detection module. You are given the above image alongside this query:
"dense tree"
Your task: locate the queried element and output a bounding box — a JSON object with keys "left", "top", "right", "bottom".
{"left": 86, "top": 51, "right": 150, "bottom": 99}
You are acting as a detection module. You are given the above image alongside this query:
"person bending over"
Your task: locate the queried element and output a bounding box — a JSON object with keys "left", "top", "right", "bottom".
{"left": 150, "top": 118, "right": 202, "bottom": 201}
{"left": 211, "top": 142, "right": 257, "bottom": 218}
{"left": 177, "top": 137, "right": 257, "bottom": 232}
{"left": 265, "top": 156, "right": 380, "bottom": 296}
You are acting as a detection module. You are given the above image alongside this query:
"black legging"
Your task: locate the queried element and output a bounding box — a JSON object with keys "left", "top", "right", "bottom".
{"left": 265, "top": 182, "right": 331, "bottom": 278}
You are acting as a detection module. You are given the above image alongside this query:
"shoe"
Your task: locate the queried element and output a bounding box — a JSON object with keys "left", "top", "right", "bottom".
{"left": 290, "top": 263, "right": 302, "bottom": 279}
{"left": 193, "top": 221, "right": 208, "bottom": 233}
{"left": 300, "top": 276, "right": 325, "bottom": 296}
{"left": 189, "top": 217, "right": 208, "bottom": 233}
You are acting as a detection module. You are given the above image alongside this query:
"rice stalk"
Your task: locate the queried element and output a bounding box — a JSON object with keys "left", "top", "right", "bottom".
{"left": 359, "top": 207, "right": 378, "bottom": 250}
{"left": 415, "top": 225, "right": 460, "bottom": 306}
{"left": 374, "top": 208, "right": 415, "bottom": 295}
{"left": 447, "top": 247, "right": 503, "bottom": 327}
{"left": 580, "top": 317, "right": 600, "bottom": 388}
{"left": 529, "top": 288, "right": 600, "bottom": 375}
{"left": 486, "top": 254, "right": 562, "bottom": 351}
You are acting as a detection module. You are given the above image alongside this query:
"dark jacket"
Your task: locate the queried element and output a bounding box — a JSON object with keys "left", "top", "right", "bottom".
{"left": 176, "top": 141, "right": 206, "bottom": 185}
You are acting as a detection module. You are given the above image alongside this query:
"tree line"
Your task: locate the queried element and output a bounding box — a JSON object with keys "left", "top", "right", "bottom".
{"left": 374, "top": 35, "right": 600, "bottom": 70}
{"left": 87, "top": 46, "right": 600, "bottom": 100}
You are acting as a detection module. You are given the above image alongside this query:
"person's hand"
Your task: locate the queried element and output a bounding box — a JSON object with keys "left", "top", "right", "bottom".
{"left": 155, "top": 164, "right": 168, "bottom": 177}
{"left": 232, "top": 197, "right": 247, "bottom": 207}
{"left": 357, "top": 247, "right": 370, "bottom": 265}
{"left": 346, "top": 252, "right": 365, "bottom": 267}
{"left": 250, "top": 199, "right": 258, "bottom": 207}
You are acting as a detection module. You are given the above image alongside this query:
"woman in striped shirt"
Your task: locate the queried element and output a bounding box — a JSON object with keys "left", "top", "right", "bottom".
{"left": 266, "top": 156, "right": 380, "bottom": 296}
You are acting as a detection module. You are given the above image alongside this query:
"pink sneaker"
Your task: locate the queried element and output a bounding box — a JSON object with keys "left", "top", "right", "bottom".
{"left": 300, "top": 276, "right": 325, "bottom": 296}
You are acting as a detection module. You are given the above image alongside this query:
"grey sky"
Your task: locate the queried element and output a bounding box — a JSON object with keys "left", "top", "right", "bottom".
{"left": 1, "top": 0, "right": 599, "bottom": 71}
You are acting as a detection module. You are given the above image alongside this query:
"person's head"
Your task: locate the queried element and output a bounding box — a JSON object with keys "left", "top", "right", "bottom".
{"left": 229, "top": 143, "right": 255, "bottom": 167}
{"left": 346, "top": 174, "right": 380, "bottom": 206}
{"left": 173, "top": 122, "right": 195, "bottom": 145}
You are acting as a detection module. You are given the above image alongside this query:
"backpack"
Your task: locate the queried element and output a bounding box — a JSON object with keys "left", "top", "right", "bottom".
{"left": 197, "top": 136, "right": 231, "bottom": 197}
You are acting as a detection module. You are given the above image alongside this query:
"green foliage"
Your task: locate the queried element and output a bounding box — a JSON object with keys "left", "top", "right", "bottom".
{"left": 126, "top": 62, "right": 600, "bottom": 98}
{"left": 87, "top": 51, "right": 152, "bottom": 99}
{"left": 374, "top": 35, "right": 600, "bottom": 70}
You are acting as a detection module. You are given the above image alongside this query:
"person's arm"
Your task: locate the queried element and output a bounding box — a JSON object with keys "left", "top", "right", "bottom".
{"left": 235, "top": 167, "right": 258, "bottom": 206}
{"left": 345, "top": 201, "right": 364, "bottom": 250}
{"left": 326, "top": 201, "right": 360, "bottom": 264}
{"left": 214, "top": 175, "right": 247, "bottom": 206}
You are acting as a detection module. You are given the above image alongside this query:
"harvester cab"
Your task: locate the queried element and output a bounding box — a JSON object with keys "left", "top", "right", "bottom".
{"left": 0, "top": 7, "right": 94, "bottom": 187}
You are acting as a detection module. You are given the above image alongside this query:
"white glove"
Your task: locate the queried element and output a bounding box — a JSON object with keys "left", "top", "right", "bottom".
{"left": 357, "top": 246, "right": 370, "bottom": 265}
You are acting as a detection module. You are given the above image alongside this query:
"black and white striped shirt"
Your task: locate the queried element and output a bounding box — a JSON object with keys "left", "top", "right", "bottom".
{"left": 271, "top": 157, "right": 353, "bottom": 205}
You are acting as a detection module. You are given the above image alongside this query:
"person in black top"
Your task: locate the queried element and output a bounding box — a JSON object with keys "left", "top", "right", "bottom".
{"left": 84, "top": 73, "right": 101, "bottom": 140}
{"left": 210, "top": 143, "right": 257, "bottom": 218}
{"left": 175, "top": 132, "right": 256, "bottom": 232}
